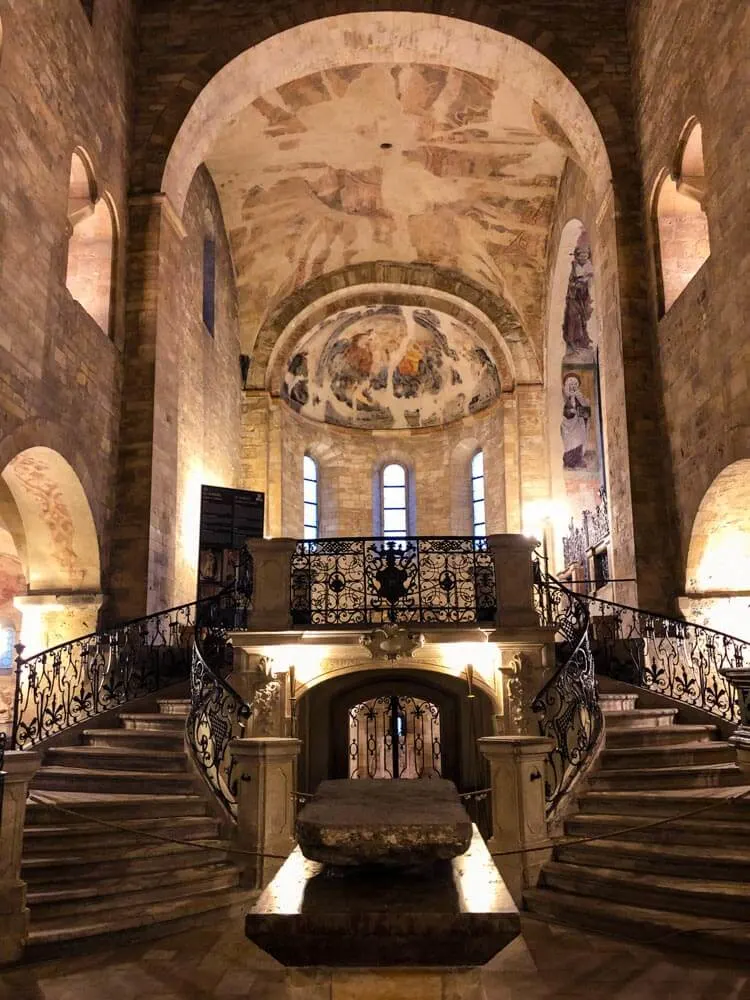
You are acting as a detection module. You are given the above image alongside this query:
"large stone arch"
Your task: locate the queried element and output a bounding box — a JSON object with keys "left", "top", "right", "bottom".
{"left": 135, "top": 8, "right": 623, "bottom": 200}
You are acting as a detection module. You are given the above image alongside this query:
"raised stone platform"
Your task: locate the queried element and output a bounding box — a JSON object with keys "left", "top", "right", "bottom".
{"left": 245, "top": 825, "right": 520, "bottom": 966}
{"left": 296, "top": 778, "right": 473, "bottom": 867}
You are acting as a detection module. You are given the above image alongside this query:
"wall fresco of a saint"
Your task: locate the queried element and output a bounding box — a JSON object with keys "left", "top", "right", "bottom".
{"left": 282, "top": 304, "right": 501, "bottom": 429}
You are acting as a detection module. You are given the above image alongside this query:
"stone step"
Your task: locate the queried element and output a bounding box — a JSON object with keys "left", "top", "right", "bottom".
{"left": 540, "top": 861, "right": 750, "bottom": 922}
{"left": 22, "top": 815, "right": 220, "bottom": 853}
{"left": 31, "top": 766, "right": 197, "bottom": 796}
{"left": 82, "top": 728, "right": 185, "bottom": 751}
{"left": 605, "top": 724, "right": 718, "bottom": 748}
{"left": 599, "top": 741, "right": 736, "bottom": 770}
{"left": 600, "top": 708, "right": 678, "bottom": 729}
{"left": 118, "top": 712, "right": 185, "bottom": 732}
{"left": 28, "top": 862, "right": 238, "bottom": 922}
{"left": 523, "top": 887, "right": 750, "bottom": 961}
{"left": 22, "top": 840, "right": 229, "bottom": 884}
{"left": 25, "top": 793, "right": 208, "bottom": 825}
{"left": 563, "top": 811, "right": 750, "bottom": 848}
{"left": 555, "top": 837, "right": 750, "bottom": 881}
{"left": 598, "top": 693, "right": 639, "bottom": 712}
{"left": 578, "top": 787, "right": 750, "bottom": 819}
{"left": 588, "top": 762, "right": 746, "bottom": 791}
{"left": 26, "top": 885, "right": 242, "bottom": 950}
{"left": 157, "top": 698, "right": 191, "bottom": 717}
{"left": 44, "top": 746, "right": 190, "bottom": 773}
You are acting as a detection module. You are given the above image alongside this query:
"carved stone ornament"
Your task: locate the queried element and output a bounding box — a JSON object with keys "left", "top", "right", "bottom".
{"left": 359, "top": 626, "right": 425, "bottom": 661}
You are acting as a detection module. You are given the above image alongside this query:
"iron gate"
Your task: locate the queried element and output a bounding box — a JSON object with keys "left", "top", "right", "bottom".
{"left": 348, "top": 694, "right": 441, "bottom": 779}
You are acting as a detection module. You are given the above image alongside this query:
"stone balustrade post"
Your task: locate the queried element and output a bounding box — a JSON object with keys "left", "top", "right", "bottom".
{"left": 478, "top": 736, "right": 555, "bottom": 905}
{"left": 487, "top": 534, "right": 540, "bottom": 630}
{"left": 246, "top": 538, "right": 298, "bottom": 630}
{"left": 725, "top": 669, "right": 750, "bottom": 774}
{"left": 0, "top": 750, "right": 42, "bottom": 964}
{"left": 228, "top": 737, "right": 301, "bottom": 889}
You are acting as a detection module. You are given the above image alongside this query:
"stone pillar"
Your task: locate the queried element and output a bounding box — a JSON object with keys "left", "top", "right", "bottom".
{"left": 247, "top": 538, "right": 297, "bottom": 630}
{"left": 478, "top": 736, "right": 555, "bottom": 905}
{"left": 14, "top": 592, "right": 104, "bottom": 657}
{"left": 487, "top": 534, "right": 539, "bottom": 630}
{"left": 497, "top": 648, "right": 553, "bottom": 735}
{"left": 0, "top": 750, "right": 42, "bottom": 964}
{"left": 228, "top": 737, "right": 301, "bottom": 888}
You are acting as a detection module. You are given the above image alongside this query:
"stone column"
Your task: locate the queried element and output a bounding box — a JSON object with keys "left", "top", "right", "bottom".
{"left": 0, "top": 750, "right": 42, "bottom": 964}
{"left": 478, "top": 736, "right": 555, "bottom": 905}
{"left": 228, "top": 736, "right": 301, "bottom": 888}
{"left": 247, "top": 538, "right": 297, "bottom": 630}
{"left": 487, "top": 534, "right": 539, "bottom": 630}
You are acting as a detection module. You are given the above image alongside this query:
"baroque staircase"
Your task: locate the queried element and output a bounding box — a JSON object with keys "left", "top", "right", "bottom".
{"left": 525, "top": 686, "right": 750, "bottom": 958}
{"left": 21, "top": 695, "right": 242, "bottom": 953}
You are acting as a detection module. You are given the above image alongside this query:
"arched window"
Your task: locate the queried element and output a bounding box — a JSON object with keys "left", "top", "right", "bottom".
{"left": 202, "top": 237, "right": 216, "bottom": 335}
{"left": 65, "top": 150, "right": 115, "bottom": 336}
{"left": 471, "top": 451, "right": 486, "bottom": 537}
{"left": 655, "top": 120, "right": 710, "bottom": 314}
{"left": 303, "top": 455, "right": 319, "bottom": 540}
{"left": 382, "top": 463, "right": 408, "bottom": 540}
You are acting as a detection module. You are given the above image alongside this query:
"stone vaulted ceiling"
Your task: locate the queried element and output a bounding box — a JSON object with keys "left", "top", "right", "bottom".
{"left": 205, "top": 63, "right": 570, "bottom": 358}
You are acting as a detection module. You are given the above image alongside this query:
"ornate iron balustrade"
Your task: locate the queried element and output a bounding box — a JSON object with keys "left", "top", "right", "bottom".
{"left": 11, "top": 579, "right": 251, "bottom": 751}
{"left": 533, "top": 574, "right": 603, "bottom": 815}
{"left": 562, "top": 485, "right": 609, "bottom": 570}
{"left": 290, "top": 536, "right": 496, "bottom": 627}
{"left": 187, "top": 620, "right": 251, "bottom": 820}
{"left": 583, "top": 594, "right": 745, "bottom": 724}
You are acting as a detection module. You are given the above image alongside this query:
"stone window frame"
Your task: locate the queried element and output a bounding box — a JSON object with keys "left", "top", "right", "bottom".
{"left": 373, "top": 461, "right": 416, "bottom": 539}
{"left": 303, "top": 454, "right": 319, "bottom": 540}
{"left": 471, "top": 449, "right": 486, "bottom": 537}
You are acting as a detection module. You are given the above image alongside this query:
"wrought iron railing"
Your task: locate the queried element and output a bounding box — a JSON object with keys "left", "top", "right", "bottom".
{"left": 186, "top": 618, "right": 251, "bottom": 820}
{"left": 562, "top": 485, "right": 609, "bottom": 570}
{"left": 533, "top": 573, "right": 603, "bottom": 815}
{"left": 583, "top": 594, "right": 745, "bottom": 724}
{"left": 290, "top": 536, "right": 496, "bottom": 627}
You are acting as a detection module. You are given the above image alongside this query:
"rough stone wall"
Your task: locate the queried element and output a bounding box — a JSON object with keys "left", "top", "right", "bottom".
{"left": 0, "top": 0, "right": 137, "bottom": 602}
{"left": 627, "top": 0, "right": 750, "bottom": 593}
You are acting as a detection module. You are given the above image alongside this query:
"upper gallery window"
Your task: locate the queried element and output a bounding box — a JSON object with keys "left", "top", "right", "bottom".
{"left": 471, "top": 451, "right": 486, "bottom": 537}
{"left": 382, "top": 463, "right": 408, "bottom": 539}
{"left": 303, "top": 455, "right": 319, "bottom": 540}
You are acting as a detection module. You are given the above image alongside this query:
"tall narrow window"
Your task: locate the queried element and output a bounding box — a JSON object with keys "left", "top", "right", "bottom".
{"left": 471, "top": 451, "right": 486, "bottom": 536}
{"left": 202, "top": 237, "right": 216, "bottom": 335}
{"left": 303, "top": 455, "right": 319, "bottom": 539}
{"left": 80, "top": 0, "right": 95, "bottom": 22}
{"left": 382, "top": 463, "right": 408, "bottom": 539}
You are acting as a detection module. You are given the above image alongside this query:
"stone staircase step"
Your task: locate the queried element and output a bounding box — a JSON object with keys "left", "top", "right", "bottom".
{"left": 25, "top": 886, "right": 244, "bottom": 950}
{"left": 31, "top": 766, "right": 197, "bottom": 796}
{"left": 25, "top": 793, "right": 208, "bottom": 825}
{"left": 22, "top": 840, "right": 229, "bottom": 884}
{"left": 22, "top": 815, "right": 220, "bottom": 853}
{"left": 600, "top": 708, "right": 678, "bottom": 729}
{"left": 578, "top": 787, "right": 750, "bottom": 818}
{"left": 598, "top": 693, "right": 639, "bottom": 712}
{"left": 555, "top": 837, "right": 750, "bottom": 881}
{"left": 43, "top": 746, "right": 189, "bottom": 773}
{"left": 604, "top": 724, "right": 718, "bottom": 748}
{"left": 564, "top": 811, "right": 750, "bottom": 848}
{"left": 599, "top": 741, "right": 736, "bottom": 770}
{"left": 523, "top": 887, "right": 750, "bottom": 961}
{"left": 589, "top": 762, "right": 746, "bottom": 791}
{"left": 27, "top": 862, "right": 238, "bottom": 922}
{"left": 82, "top": 728, "right": 184, "bottom": 751}
{"left": 157, "top": 698, "right": 191, "bottom": 717}
{"left": 540, "top": 861, "right": 750, "bottom": 922}
{"left": 118, "top": 712, "right": 185, "bottom": 732}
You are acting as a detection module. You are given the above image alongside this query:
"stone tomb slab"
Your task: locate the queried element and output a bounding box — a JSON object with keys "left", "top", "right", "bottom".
{"left": 245, "top": 825, "right": 520, "bottom": 966}
{"left": 295, "top": 778, "right": 473, "bottom": 867}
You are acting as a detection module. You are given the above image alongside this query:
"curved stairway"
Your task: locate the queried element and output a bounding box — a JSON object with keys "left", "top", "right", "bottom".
{"left": 22, "top": 696, "right": 242, "bottom": 953}
{"left": 525, "top": 690, "right": 750, "bottom": 959}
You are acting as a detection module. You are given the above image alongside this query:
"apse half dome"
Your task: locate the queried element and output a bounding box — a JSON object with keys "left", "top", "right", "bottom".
{"left": 281, "top": 304, "right": 501, "bottom": 430}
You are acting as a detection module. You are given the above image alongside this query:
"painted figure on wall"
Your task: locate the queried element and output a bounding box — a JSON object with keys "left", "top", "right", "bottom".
{"left": 561, "top": 372, "right": 591, "bottom": 469}
{"left": 562, "top": 244, "right": 595, "bottom": 363}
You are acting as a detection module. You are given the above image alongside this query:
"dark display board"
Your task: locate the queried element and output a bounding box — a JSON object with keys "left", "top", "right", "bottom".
{"left": 197, "top": 485, "right": 264, "bottom": 602}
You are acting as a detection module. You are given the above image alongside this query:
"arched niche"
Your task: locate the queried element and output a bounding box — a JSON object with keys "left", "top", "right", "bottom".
{"left": 686, "top": 460, "right": 750, "bottom": 598}
{"left": 65, "top": 150, "right": 116, "bottom": 335}
{"left": 654, "top": 120, "right": 710, "bottom": 315}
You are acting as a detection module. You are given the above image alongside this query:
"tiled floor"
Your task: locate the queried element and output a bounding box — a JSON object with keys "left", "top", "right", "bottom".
{"left": 2, "top": 900, "right": 750, "bottom": 1000}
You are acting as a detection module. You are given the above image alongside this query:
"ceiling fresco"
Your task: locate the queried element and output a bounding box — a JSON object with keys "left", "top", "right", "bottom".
{"left": 205, "top": 63, "right": 569, "bottom": 353}
{"left": 281, "top": 304, "right": 501, "bottom": 430}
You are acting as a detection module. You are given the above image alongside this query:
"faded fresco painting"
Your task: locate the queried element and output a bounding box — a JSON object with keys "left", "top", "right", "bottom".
{"left": 560, "top": 367, "right": 600, "bottom": 475}
{"left": 282, "top": 304, "right": 501, "bottom": 429}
